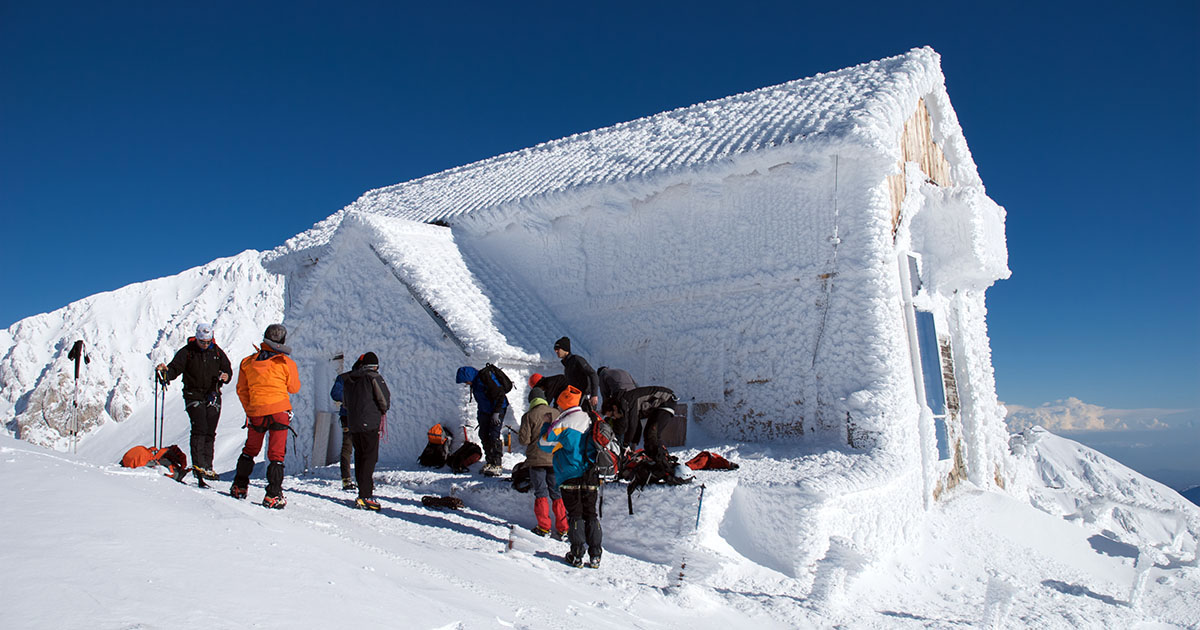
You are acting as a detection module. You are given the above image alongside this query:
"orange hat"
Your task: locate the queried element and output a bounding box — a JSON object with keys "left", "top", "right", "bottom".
{"left": 556, "top": 385, "right": 582, "bottom": 410}
{"left": 528, "top": 373, "right": 543, "bottom": 388}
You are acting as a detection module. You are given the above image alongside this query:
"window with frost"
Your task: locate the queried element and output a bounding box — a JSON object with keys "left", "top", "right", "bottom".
{"left": 915, "top": 310, "right": 950, "bottom": 460}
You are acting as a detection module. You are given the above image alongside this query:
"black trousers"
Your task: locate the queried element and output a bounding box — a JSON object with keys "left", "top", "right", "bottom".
{"left": 642, "top": 407, "right": 673, "bottom": 463}
{"left": 351, "top": 431, "right": 380, "bottom": 500}
{"left": 339, "top": 422, "right": 354, "bottom": 479}
{"left": 561, "top": 480, "right": 602, "bottom": 559}
{"left": 185, "top": 399, "right": 220, "bottom": 470}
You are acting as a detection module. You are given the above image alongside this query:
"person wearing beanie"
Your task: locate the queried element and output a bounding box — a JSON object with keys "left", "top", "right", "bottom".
{"left": 329, "top": 354, "right": 365, "bottom": 491}
{"left": 340, "top": 352, "right": 390, "bottom": 510}
{"left": 527, "top": 372, "right": 568, "bottom": 405}
{"left": 539, "top": 385, "right": 603, "bottom": 568}
{"left": 553, "top": 336, "right": 600, "bottom": 412}
{"left": 232, "top": 323, "right": 301, "bottom": 508}
{"left": 155, "top": 322, "right": 232, "bottom": 485}
{"left": 518, "top": 390, "right": 567, "bottom": 539}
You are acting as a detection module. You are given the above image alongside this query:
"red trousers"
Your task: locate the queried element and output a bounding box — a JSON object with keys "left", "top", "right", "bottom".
{"left": 242, "top": 411, "right": 291, "bottom": 463}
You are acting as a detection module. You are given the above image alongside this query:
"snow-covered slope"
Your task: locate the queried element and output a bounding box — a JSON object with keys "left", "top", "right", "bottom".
{"left": 0, "top": 250, "right": 283, "bottom": 464}
{"left": 3, "top": 432, "right": 1196, "bottom": 629}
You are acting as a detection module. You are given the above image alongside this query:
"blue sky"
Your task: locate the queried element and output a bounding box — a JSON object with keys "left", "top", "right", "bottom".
{"left": 1, "top": 1, "right": 1196, "bottom": 411}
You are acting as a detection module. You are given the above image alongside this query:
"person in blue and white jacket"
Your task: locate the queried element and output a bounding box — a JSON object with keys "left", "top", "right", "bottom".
{"left": 539, "top": 385, "right": 603, "bottom": 568}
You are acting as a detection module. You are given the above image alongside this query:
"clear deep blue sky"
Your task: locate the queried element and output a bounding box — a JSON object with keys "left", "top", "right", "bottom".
{"left": 2, "top": 1, "right": 1197, "bottom": 410}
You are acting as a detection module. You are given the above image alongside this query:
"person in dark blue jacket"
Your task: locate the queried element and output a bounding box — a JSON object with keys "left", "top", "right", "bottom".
{"left": 456, "top": 365, "right": 510, "bottom": 476}
{"left": 329, "top": 355, "right": 364, "bottom": 490}
{"left": 539, "top": 385, "right": 603, "bottom": 568}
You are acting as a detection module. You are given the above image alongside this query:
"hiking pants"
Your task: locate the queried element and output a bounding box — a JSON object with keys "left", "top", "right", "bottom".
{"left": 241, "top": 411, "right": 291, "bottom": 463}
{"left": 339, "top": 418, "right": 354, "bottom": 480}
{"left": 234, "top": 411, "right": 291, "bottom": 497}
{"left": 351, "top": 431, "right": 379, "bottom": 500}
{"left": 531, "top": 467, "right": 567, "bottom": 534}
{"left": 185, "top": 398, "right": 220, "bottom": 471}
{"left": 560, "top": 479, "right": 602, "bottom": 559}
{"left": 476, "top": 408, "right": 507, "bottom": 466}
{"left": 642, "top": 407, "right": 673, "bottom": 463}
{"left": 529, "top": 466, "right": 561, "bottom": 501}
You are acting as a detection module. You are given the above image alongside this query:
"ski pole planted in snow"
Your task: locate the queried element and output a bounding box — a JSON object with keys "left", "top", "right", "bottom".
{"left": 66, "top": 340, "right": 89, "bottom": 453}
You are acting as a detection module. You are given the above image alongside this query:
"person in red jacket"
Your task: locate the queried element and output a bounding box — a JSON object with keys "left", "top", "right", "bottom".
{"left": 231, "top": 323, "right": 301, "bottom": 509}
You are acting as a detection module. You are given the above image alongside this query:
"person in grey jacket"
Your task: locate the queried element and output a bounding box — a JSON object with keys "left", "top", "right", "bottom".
{"left": 518, "top": 387, "right": 568, "bottom": 538}
{"left": 341, "top": 352, "right": 390, "bottom": 510}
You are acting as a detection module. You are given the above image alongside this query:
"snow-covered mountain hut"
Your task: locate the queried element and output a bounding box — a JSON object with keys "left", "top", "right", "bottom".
{"left": 2, "top": 47, "right": 1012, "bottom": 577}
{"left": 269, "top": 46, "right": 1010, "bottom": 501}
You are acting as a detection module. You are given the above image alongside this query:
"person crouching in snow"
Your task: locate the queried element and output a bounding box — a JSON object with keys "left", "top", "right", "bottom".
{"left": 341, "top": 352, "right": 390, "bottom": 510}
{"left": 231, "top": 323, "right": 301, "bottom": 509}
{"left": 519, "top": 386, "right": 568, "bottom": 539}
{"left": 539, "top": 385, "right": 603, "bottom": 568}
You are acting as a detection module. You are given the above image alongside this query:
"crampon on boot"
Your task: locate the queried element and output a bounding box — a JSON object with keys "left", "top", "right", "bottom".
{"left": 342, "top": 477, "right": 357, "bottom": 491}
{"left": 564, "top": 552, "right": 584, "bottom": 568}
{"left": 355, "top": 497, "right": 381, "bottom": 510}
{"left": 262, "top": 495, "right": 287, "bottom": 510}
{"left": 230, "top": 485, "right": 248, "bottom": 499}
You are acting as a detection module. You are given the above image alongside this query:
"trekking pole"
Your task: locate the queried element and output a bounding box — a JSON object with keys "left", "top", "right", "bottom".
{"left": 67, "top": 340, "right": 87, "bottom": 453}
{"left": 152, "top": 371, "right": 159, "bottom": 448}
{"left": 695, "top": 483, "right": 706, "bottom": 531}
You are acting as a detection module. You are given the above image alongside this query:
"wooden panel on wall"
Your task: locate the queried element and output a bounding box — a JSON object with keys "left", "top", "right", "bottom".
{"left": 891, "top": 98, "right": 953, "bottom": 235}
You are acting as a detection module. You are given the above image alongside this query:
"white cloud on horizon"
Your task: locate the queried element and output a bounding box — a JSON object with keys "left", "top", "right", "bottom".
{"left": 1003, "top": 397, "right": 1198, "bottom": 433}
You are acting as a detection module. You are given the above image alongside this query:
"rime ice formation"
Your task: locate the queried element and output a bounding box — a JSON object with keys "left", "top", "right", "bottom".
{"left": 5, "top": 48, "right": 1194, "bottom": 611}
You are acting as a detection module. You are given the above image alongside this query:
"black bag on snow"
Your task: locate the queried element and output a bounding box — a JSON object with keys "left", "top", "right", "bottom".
{"left": 510, "top": 461, "right": 531, "bottom": 493}
{"left": 476, "top": 363, "right": 513, "bottom": 406}
{"left": 446, "top": 442, "right": 483, "bottom": 473}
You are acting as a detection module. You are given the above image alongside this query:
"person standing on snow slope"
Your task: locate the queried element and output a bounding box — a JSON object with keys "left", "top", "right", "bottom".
{"left": 156, "top": 322, "right": 232, "bottom": 484}
{"left": 540, "top": 385, "right": 603, "bottom": 569}
{"left": 455, "top": 365, "right": 510, "bottom": 476}
{"left": 554, "top": 336, "right": 599, "bottom": 412}
{"left": 340, "top": 352, "right": 390, "bottom": 511}
{"left": 518, "top": 387, "right": 568, "bottom": 539}
{"left": 329, "top": 355, "right": 364, "bottom": 492}
{"left": 231, "top": 323, "right": 301, "bottom": 509}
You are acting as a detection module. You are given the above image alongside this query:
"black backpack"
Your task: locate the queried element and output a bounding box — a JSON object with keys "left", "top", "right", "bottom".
{"left": 417, "top": 423, "right": 453, "bottom": 468}
{"left": 476, "top": 363, "right": 513, "bottom": 406}
{"left": 446, "top": 442, "right": 483, "bottom": 473}
{"left": 510, "top": 461, "right": 532, "bottom": 493}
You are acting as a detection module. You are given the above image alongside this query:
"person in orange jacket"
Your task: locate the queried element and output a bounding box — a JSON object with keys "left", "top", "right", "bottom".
{"left": 231, "top": 323, "right": 301, "bottom": 509}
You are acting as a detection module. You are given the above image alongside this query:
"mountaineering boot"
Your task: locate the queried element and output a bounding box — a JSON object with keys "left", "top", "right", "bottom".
{"left": 530, "top": 526, "right": 551, "bottom": 537}
{"left": 564, "top": 552, "right": 584, "bottom": 568}
{"left": 262, "top": 495, "right": 287, "bottom": 509}
{"left": 355, "top": 497, "right": 381, "bottom": 510}
{"left": 342, "top": 477, "right": 357, "bottom": 491}
{"left": 230, "top": 484, "right": 248, "bottom": 499}
{"left": 203, "top": 468, "right": 221, "bottom": 481}
{"left": 551, "top": 530, "right": 566, "bottom": 542}
{"left": 481, "top": 463, "right": 502, "bottom": 477}
{"left": 588, "top": 553, "right": 602, "bottom": 569}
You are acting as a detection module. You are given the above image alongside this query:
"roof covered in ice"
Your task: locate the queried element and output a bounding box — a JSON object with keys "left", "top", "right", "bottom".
{"left": 273, "top": 47, "right": 969, "bottom": 258}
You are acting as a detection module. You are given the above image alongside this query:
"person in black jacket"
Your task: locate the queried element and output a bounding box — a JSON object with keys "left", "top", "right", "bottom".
{"left": 156, "top": 322, "right": 231, "bottom": 483}
{"left": 554, "top": 336, "right": 599, "bottom": 411}
{"left": 527, "top": 372, "right": 567, "bottom": 404}
{"left": 610, "top": 385, "right": 678, "bottom": 458}
{"left": 341, "top": 352, "right": 391, "bottom": 510}
{"left": 329, "top": 355, "right": 364, "bottom": 491}
{"left": 597, "top": 366, "right": 638, "bottom": 438}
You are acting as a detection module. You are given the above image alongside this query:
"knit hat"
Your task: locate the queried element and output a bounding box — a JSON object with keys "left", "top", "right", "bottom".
{"left": 195, "top": 322, "right": 214, "bottom": 341}
{"left": 528, "top": 373, "right": 543, "bottom": 388}
{"left": 359, "top": 351, "right": 379, "bottom": 367}
{"left": 263, "top": 323, "right": 287, "bottom": 344}
{"left": 553, "top": 336, "right": 571, "bottom": 353}
{"left": 556, "top": 385, "right": 582, "bottom": 410}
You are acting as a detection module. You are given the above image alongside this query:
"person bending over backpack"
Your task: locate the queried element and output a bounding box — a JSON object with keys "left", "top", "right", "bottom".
{"left": 539, "top": 385, "right": 603, "bottom": 568}
{"left": 156, "top": 322, "right": 231, "bottom": 483}
{"left": 341, "top": 352, "right": 391, "bottom": 511}
{"left": 232, "top": 324, "right": 301, "bottom": 509}
{"left": 518, "top": 389, "right": 567, "bottom": 539}
{"left": 610, "top": 385, "right": 678, "bottom": 461}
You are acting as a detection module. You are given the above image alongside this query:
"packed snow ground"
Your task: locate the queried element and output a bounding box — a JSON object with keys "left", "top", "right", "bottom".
{"left": 3, "top": 431, "right": 1197, "bottom": 629}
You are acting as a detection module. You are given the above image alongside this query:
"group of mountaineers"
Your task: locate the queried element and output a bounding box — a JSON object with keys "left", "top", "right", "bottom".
{"left": 143, "top": 322, "right": 708, "bottom": 570}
